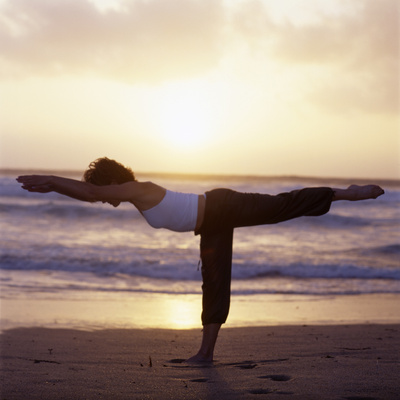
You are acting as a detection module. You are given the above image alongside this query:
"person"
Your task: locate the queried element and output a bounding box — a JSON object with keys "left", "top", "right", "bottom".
{"left": 17, "top": 157, "right": 385, "bottom": 362}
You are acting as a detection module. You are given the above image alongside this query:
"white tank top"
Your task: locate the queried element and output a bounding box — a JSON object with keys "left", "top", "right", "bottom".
{"left": 141, "top": 190, "right": 199, "bottom": 232}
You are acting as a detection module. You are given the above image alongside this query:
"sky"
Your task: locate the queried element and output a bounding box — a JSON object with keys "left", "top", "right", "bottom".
{"left": 0, "top": 0, "right": 399, "bottom": 179}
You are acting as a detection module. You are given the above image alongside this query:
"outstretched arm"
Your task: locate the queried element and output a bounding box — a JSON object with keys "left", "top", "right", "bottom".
{"left": 16, "top": 175, "right": 138, "bottom": 203}
{"left": 18, "top": 175, "right": 94, "bottom": 202}
{"left": 332, "top": 185, "right": 384, "bottom": 201}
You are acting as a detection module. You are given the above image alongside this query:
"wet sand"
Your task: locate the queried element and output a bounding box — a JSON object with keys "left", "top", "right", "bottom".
{"left": 2, "top": 293, "right": 400, "bottom": 331}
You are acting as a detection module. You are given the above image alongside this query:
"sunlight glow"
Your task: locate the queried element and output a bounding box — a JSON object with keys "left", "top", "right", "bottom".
{"left": 1, "top": 0, "right": 397, "bottom": 178}
{"left": 88, "top": 0, "right": 123, "bottom": 12}
{"left": 165, "top": 297, "right": 200, "bottom": 329}
{"left": 149, "top": 79, "right": 223, "bottom": 150}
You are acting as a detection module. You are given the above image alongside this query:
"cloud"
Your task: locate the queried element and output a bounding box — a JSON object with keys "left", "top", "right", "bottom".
{"left": 230, "top": 0, "right": 399, "bottom": 114}
{"left": 0, "top": 0, "right": 224, "bottom": 82}
{"left": 278, "top": 0, "right": 399, "bottom": 114}
{"left": 0, "top": 0, "right": 397, "bottom": 114}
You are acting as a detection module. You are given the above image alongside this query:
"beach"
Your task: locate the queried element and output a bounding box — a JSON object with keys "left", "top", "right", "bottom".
{"left": 1, "top": 293, "right": 400, "bottom": 399}
{"left": 1, "top": 323, "right": 399, "bottom": 399}
{"left": 1, "top": 171, "right": 399, "bottom": 398}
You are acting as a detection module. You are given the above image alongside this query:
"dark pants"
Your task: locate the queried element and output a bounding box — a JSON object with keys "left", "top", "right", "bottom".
{"left": 195, "top": 187, "right": 334, "bottom": 325}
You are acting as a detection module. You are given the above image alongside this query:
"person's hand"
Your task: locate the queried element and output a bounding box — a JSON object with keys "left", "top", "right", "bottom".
{"left": 16, "top": 175, "right": 53, "bottom": 193}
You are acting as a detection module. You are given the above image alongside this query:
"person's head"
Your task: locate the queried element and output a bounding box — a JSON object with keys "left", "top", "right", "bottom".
{"left": 83, "top": 157, "right": 136, "bottom": 186}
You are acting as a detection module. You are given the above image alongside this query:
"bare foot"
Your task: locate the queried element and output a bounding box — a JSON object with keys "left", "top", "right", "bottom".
{"left": 185, "top": 353, "right": 213, "bottom": 363}
{"left": 333, "top": 185, "right": 384, "bottom": 201}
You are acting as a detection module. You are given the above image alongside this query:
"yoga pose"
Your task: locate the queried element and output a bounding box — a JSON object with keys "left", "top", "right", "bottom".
{"left": 17, "top": 157, "right": 384, "bottom": 362}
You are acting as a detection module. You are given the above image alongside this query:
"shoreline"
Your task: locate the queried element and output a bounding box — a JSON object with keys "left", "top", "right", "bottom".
{"left": 1, "top": 292, "right": 399, "bottom": 332}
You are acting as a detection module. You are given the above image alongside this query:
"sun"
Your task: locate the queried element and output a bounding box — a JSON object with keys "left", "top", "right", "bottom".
{"left": 150, "top": 79, "right": 220, "bottom": 150}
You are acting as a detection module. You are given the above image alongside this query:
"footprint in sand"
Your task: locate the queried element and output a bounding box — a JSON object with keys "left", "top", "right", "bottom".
{"left": 258, "top": 374, "right": 292, "bottom": 382}
{"left": 249, "top": 389, "right": 273, "bottom": 394}
{"left": 165, "top": 359, "right": 212, "bottom": 369}
{"left": 235, "top": 363, "right": 257, "bottom": 369}
{"left": 248, "top": 388, "right": 294, "bottom": 395}
{"left": 168, "top": 359, "right": 186, "bottom": 363}
{"left": 343, "top": 397, "right": 379, "bottom": 400}
{"left": 248, "top": 374, "right": 293, "bottom": 395}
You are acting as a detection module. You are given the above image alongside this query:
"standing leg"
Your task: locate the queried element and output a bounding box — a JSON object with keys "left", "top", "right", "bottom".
{"left": 186, "top": 323, "right": 221, "bottom": 363}
{"left": 200, "top": 228, "right": 234, "bottom": 325}
{"left": 187, "top": 228, "right": 234, "bottom": 362}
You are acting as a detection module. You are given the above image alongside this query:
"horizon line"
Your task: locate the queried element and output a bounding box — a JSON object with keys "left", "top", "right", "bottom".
{"left": 1, "top": 167, "right": 399, "bottom": 185}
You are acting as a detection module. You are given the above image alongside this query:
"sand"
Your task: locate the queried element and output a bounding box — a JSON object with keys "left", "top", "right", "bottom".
{"left": 1, "top": 293, "right": 400, "bottom": 399}
{"left": 1, "top": 324, "right": 399, "bottom": 399}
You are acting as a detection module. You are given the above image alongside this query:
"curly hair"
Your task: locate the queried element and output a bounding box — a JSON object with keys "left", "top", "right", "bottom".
{"left": 83, "top": 157, "right": 136, "bottom": 185}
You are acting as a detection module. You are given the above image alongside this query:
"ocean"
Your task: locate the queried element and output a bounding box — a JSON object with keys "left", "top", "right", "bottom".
{"left": 1, "top": 170, "right": 399, "bottom": 306}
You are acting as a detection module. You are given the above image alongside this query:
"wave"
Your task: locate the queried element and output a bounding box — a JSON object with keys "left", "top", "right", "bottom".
{"left": 370, "top": 243, "right": 400, "bottom": 256}
{"left": 3, "top": 173, "right": 399, "bottom": 298}
{"left": 242, "top": 262, "right": 400, "bottom": 281}
{"left": 287, "top": 213, "right": 376, "bottom": 229}
{"left": 0, "top": 200, "right": 142, "bottom": 221}
{"left": 3, "top": 201, "right": 396, "bottom": 233}
{"left": 1, "top": 270, "right": 399, "bottom": 297}
{"left": 2, "top": 249, "right": 399, "bottom": 281}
